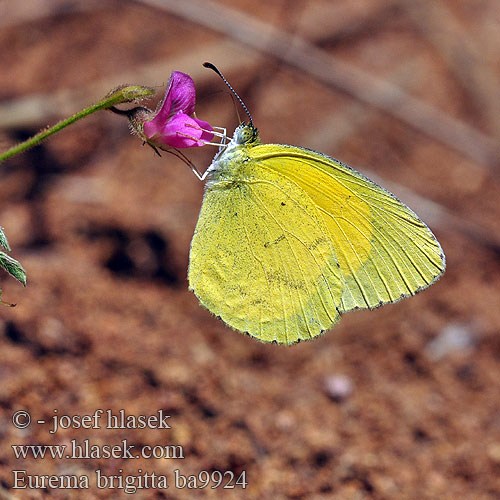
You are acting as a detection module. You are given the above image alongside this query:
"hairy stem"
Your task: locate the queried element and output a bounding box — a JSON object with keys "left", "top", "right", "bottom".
{"left": 0, "top": 85, "right": 155, "bottom": 163}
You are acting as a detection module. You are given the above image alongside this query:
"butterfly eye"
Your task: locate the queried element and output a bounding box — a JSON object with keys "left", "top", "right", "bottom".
{"left": 234, "top": 124, "right": 258, "bottom": 145}
{"left": 242, "top": 127, "right": 253, "bottom": 142}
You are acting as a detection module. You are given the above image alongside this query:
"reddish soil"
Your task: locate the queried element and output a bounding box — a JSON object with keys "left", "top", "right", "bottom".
{"left": 1, "top": 1, "right": 499, "bottom": 499}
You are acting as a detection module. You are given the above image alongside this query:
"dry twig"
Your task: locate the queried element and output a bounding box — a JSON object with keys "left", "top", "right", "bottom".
{"left": 401, "top": 0, "right": 500, "bottom": 138}
{"left": 0, "top": 0, "right": 107, "bottom": 29}
{"left": 137, "top": 0, "right": 499, "bottom": 171}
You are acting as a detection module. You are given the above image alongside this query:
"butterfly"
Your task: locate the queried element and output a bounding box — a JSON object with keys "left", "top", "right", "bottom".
{"left": 187, "top": 65, "right": 445, "bottom": 345}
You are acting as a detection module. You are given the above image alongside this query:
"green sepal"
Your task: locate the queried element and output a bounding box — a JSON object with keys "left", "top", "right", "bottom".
{"left": 0, "top": 227, "right": 11, "bottom": 252}
{"left": 0, "top": 251, "right": 26, "bottom": 286}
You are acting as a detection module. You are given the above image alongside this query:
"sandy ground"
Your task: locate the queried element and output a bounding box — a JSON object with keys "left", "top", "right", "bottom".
{"left": 1, "top": 1, "right": 500, "bottom": 498}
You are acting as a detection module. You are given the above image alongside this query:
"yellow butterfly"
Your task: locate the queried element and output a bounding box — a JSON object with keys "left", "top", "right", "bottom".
{"left": 188, "top": 65, "right": 445, "bottom": 345}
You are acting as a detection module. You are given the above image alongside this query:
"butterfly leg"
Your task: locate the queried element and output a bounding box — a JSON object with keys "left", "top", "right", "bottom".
{"left": 212, "top": 126, "right": 228, "bottom": 152}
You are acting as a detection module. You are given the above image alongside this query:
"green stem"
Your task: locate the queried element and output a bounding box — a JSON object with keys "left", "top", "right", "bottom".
{"left": 0, "top": 85, "right": 155, "bottom": 163}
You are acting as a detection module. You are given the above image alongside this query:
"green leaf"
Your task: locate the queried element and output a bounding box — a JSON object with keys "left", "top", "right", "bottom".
{"left": 0, "top": 251, "right": 26, "bottom": 286}
{"left": 0, "top": 226, "right": 11, "bottom": 252}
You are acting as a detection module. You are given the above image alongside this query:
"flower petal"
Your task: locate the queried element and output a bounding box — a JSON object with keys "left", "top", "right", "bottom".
{"left": 141, "top": 71, "right": 214, "bottom": 149}
{"left": 168, "top": 71, "right": 197, "bottom": 116}
{"left": 147, "top": 113, "right": 214, "bottom": 148}
{"left": 192, "top": 117, "right": 214, "bottom": 141}
{"left": 143, "top": 71, "right": 199, "bottom": 141}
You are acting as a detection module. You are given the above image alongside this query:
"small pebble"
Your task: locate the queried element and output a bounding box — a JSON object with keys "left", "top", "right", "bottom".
{"left": 323, "top": 374, "right": 353, "bottom": 401}
{"left": 425, "top": 323, "right": 475, "bottom": 361}
{"left": 487, "top": 443, "right": 500, "bottom": 463}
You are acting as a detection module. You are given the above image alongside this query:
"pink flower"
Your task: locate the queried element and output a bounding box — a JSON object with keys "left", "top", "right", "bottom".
{"left": 143, "top": 71, "right": 213, "bottom": 148}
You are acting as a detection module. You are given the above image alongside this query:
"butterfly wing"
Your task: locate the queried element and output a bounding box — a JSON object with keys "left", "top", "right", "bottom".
{"left": 249, "top": 144, "right": 445, "bottom": 313}
{"left": 188, "top": 151, "right": 344, "bottom": 344}
{"left": 188, "top": 143, "right": 445, "bottom": 344}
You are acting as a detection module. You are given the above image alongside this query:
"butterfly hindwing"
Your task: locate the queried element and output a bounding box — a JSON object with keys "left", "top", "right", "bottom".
{"left": 188, "top": 153, "right": 344, "bottom": 344}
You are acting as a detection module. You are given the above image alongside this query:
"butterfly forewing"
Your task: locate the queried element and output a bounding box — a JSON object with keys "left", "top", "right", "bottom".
{"left": 250, "top": 145, "right": 446, "bottom": 312}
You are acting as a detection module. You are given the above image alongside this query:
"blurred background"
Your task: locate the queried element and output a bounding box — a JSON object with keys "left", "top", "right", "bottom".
{"left": 1, "top": 0, "right": 500, "bottom": 498}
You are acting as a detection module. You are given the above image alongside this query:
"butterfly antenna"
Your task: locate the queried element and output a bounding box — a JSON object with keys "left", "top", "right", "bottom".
{"left": 203, "top": 62, "right": 254, "bottom": 128}
{"left": 229, "top": 92, "right": 242, "bottom": 125}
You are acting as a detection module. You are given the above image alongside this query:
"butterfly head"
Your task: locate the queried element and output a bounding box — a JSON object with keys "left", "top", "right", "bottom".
{"left": 233, "top": 123, "right": 260, "bottom": 145}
